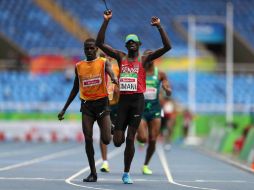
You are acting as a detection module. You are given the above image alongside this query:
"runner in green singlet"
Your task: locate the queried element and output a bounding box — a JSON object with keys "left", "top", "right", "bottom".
{"left": 136, "top": 49, "right": 172, "bottom": 175}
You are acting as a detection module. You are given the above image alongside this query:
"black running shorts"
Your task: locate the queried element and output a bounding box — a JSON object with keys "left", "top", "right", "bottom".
{"left": 80, "top": 97, "right": 110, "bottom": 120}
{"left": 115, "top": 93, "right": 144, "bottom": 131}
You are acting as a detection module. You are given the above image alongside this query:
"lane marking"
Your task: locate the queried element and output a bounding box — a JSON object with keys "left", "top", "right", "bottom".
{"left": 0, "top": 147, "right": 81, "bottom": 171}
{"left": 65, "top": 147, "right": 124, "bottom": 190}
{"left": 1, "top": 177, "right": 253, "bottom": 184}
{"left": 156, "top": 144, "right": 219, "bottom": 190}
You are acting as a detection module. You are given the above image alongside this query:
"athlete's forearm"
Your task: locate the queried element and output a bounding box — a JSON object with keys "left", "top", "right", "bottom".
{"left": 62, "top": 88, "right": 79, "bottom": 112}
{"left": 162, "top": 81, "right": 172, "bottom": 96}
{"left": 61, "top": 76, "right": 79, "bottom": 112}
{"left": 96, "top": 20, "right": 109, "bottom": 47}
{"left": 157, "top": 24, "right": 172, "bottom": 51}
{"left": 105, "top": 61, "right": 114, "bottom": 79}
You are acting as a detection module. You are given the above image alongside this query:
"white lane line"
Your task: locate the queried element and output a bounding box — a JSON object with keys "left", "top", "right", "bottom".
{"left": 65, "top": 147, "right": 124, "bottom": 190}
{"left": 0, "top": 147, "right": 81, "bottom": 171}
{"left": 157, "top": 144, "right": 219, "bottom": 190}
{"left": 1, "top": 177, "right": 253, "bottom": 184}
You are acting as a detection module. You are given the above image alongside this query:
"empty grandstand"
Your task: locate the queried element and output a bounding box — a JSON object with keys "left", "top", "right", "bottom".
{"left": 0, "top": 0, "right": 254, "bottom": 143}
{"left": 1, "top": 0, "right": 254, "bottom": 112}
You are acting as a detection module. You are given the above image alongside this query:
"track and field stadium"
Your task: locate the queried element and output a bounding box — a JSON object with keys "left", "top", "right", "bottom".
{"left": 0, "top": 0, "right": 254, "bottom": 190}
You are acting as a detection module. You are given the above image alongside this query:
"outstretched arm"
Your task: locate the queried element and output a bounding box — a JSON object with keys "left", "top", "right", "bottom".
{"left": 96, "top": 10, "right": 123, "bottom": 63}
{"left": 143, "top": 16, "right": 172, "bottom": 64}
{"left": 58, "top": 68, "right": 79, "bottom": 120}
{"left": 105, "top": 60, "right": 118, "bottom": 84}
{"left": 160, "top": 71, "right": 172, "bottom": 97}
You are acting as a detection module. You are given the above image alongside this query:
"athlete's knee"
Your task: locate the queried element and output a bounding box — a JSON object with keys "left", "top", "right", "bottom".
{"left": 113, "top": 140, "right": 122, "bottom": 147}
{"left": 101, "top": 135, "right": 111, "bottom": 145}
{"left": 113, "top": 131, "right": 124, "bottom": 147}
{"left": 113, "top": 137, "right": 124, "bottom": 147}
{"left": 137, "top": 135, "right": 147, "bottom": 143}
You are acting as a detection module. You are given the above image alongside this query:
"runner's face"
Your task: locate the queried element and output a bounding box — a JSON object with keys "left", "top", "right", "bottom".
{"left": 126, "top": 40, "right": 139, "bottom": 52}
{"left": 84, "top": 42, "right": 97, "bottom": 60}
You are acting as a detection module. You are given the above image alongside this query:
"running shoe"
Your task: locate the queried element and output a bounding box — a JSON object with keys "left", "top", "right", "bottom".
{"left": 142, "top": 165, "right": 152, "bottom": 175}
{"left": 83, "top": 173, "right": 97, "bottom": 182}
{"left": 100, "top": 162, "right": 110, "bottom": 172}
{"left": 122, "top": 173, "right": 133, "bottom": 184}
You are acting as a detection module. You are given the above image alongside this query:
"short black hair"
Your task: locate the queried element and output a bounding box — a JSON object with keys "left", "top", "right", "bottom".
{"left": 84, "top": 38, "right": 96, "bottom": 47}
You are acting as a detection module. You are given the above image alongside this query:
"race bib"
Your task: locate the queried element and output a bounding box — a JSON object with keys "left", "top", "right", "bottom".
{"left": 144, "top": 87, "right": 157, "bottom": 100}
{"left": 82, "top": 77, "right": 101, "bottom": 87}
{"left": 119, "top": 73, "right": 137, "bottom": 91}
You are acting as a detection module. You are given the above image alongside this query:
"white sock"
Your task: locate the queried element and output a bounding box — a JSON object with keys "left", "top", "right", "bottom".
{"left": 103, "top": 160, "right": 108, "bottom": 165}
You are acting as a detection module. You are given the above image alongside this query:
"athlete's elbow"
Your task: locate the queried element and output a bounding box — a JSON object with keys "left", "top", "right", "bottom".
{"left": 165, "top": 44, "right": 172, "bottom": 51}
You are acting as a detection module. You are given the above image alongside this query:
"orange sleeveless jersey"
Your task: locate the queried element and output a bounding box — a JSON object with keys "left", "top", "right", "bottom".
{"left": 76, "top": 57, "right": 108, "bottom": 101}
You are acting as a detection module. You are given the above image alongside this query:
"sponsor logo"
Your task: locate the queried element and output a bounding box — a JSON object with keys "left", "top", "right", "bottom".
{"left": 119, "top": 78, "right": 136, "bottom": 82}
{"left": 121, "top": 66, "right": 139, "bottom": 73}
{"left": 83, "top": 77, "right": 101, "bottom": 87}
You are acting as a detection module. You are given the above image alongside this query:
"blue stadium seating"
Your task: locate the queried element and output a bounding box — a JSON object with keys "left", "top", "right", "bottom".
{"left": 1, "top": 0, "right": 254, "bottom": 56}
{"left": 0, "top": 0, "right": 81, "bottom": 55}
{"left": 1, "top": 71, "right": 254, "bottom": 112}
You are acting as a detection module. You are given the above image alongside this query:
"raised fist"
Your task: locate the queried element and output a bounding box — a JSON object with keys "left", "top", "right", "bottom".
{"left": 104, "top": 10, "right": 112, "bottom": 21}
{"left": 151, "top": 16, "right": 161, "bottom": 27}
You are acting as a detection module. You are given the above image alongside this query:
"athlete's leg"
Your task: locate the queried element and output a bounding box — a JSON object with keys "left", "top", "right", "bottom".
{"left": 136, "top": 119, "right": 148, "bottom": 143}
{"left": 124, "top": 95, "right": 144, "bottom": 173}
{"left": 113, "top": 100, "right": 128, "bottom": 147}
{"left": 100, "top": 141, "right": 107, "bottom": 161}
{"left": 97, "top": 114, "right": 111, "bottom": 145}
{"left": 124, "top": 126, "right": 138, "bottom": 172}
{"left": 97, "top": 113, "right": 112, "bottom": 173}
{"left": 144, "top": 118, "right": 161, "bottom": 165}
{"left": 82, "top": 114, "right": 97, "bottom": 182}
{"left": 99, "top": 140, "right": 110, "bottom": 172}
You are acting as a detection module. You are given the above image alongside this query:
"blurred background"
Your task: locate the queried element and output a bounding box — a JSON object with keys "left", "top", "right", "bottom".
{"left": 0, "top": 0, "right": 254, "bottom": 169}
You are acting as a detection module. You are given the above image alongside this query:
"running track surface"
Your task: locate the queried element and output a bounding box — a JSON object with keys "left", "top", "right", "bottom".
{"left": 0, "top": 142, "right": 253, "bottom": 190}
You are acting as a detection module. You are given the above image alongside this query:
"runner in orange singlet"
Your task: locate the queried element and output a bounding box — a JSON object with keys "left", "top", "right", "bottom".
{"left": 58, "top": 38, "right": 118, "bottom": 182}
